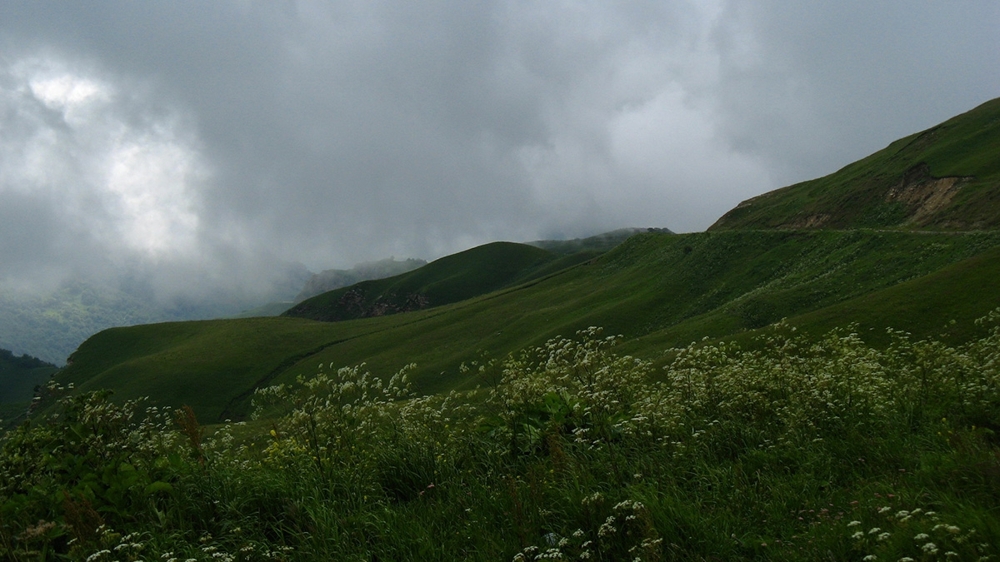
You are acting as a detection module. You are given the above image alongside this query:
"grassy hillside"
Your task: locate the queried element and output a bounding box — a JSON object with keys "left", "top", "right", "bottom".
{"left": 0, "top": 348, "right": 57, "bottom": 428}
{"left": 7, "top": 318, "right": 1000, "bottom": 560}
{"left": 710, "top": 96, "right": 1000, "bottom": 231}
{"left": 49, "top": 230, "right": 1000, "bottom": 422}
{"left": 284, "top": 242, "right": 562, "bottom": 322}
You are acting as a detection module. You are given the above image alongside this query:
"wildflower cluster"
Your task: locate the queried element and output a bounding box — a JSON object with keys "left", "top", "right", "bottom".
{"left": 848, "top": 504, "right": 992, "bottom": 561}
{"left": 252, "top": 362, "right": 414, "bottom": 475}
{"left": 512, "top": 496, "right": 662, "bottom": 562}
{"left": 487, "top": 327, "right": 672, "bottom": 455}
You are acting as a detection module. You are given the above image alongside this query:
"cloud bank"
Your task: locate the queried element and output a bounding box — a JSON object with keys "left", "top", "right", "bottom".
{"left": 0, "top": 1, "right": 997, "bottom": 298}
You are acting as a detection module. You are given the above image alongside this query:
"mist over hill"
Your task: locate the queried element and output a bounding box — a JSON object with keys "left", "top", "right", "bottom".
{"left": 294, "top": 258, "right": 428, "bottom": 304}
{"left": 39, "top": 97, "right": 1000, "bottom": 424}
{"left": 0, "top": 263, "right": 312, "bottom": 365}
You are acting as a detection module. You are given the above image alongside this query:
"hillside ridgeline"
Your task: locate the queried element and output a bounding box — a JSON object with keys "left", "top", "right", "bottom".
{"left": 710, "top": 96, "right": 1000, "bottom": 231}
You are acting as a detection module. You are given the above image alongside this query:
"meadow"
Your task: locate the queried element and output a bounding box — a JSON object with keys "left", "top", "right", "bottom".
{"left": 3, "top": 316, "right": 999, "bottom": 560}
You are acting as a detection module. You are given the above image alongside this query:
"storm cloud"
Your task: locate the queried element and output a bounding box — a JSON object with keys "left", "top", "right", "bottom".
{"left": 0, "top": 1, "right": 997, "bottom": 295}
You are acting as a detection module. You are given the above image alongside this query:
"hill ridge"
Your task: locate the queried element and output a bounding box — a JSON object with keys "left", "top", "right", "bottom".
{"left": 710, "top": 96, "right": 1000, "bottom": 231}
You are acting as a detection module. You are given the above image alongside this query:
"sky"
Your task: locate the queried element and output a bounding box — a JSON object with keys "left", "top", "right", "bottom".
{"left": 0, "top": 0, "right": 998, "bottom": 300}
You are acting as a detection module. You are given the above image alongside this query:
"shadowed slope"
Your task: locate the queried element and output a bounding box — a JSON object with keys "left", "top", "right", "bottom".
{"left": 283, "top": 242, "right": 560, "bottom": 322}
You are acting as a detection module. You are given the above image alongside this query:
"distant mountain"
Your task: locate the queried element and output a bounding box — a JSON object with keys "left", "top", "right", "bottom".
{"left": 284, "top": 242, "right": 560, "bottom": 322}
{"left": 710, "top": 96, "right": 1000, "bottom": 231}
{"left": 294, "top": 257, "right": 427, "bottom": 303}
{"left": 285, "top": 230, "right": 659, "bottom": 323}
{"left": 0, "top": 347, "right": 57, "bottom": 404}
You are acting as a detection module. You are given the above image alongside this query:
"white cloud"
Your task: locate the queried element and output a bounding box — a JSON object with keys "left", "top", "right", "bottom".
{"left": 0, "top": 0, "right": 996, "bottom": 291}
{"left": 0, "top": 55, "right": 207, "bottom": 284}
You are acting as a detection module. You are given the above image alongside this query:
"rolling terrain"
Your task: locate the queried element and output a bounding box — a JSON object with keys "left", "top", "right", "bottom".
{"left": 52, "top": 229, "right": 1000, "bottom": 422}
{"left": 284, "top": 229, "right": 658, "bottom": 322}
{"left": 34, "top": 96, "right": 1000, "bottom": 423}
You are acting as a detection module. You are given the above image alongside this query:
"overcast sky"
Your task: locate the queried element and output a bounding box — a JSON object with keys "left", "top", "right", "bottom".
{"left": 0, "top": 1, "right": 997, "bottom": 298}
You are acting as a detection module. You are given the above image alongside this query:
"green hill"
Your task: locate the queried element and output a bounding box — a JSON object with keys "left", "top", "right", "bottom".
{"left": 293, "top": 257, "right": 427, "bottom": 304}
{"left": 710, "top": 96, "right": 1000, "bottom": 231}
{"left": 284, "top": 242, "right": 566, "bottom": 322}
{"left": 50, "top": 229, "right": 1000, "bottom": 422}
{"left": 525, "top": 227, "right": 669, "bottom": 253}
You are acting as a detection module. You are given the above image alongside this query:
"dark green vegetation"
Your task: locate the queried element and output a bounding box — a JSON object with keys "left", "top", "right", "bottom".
{"left": 4, "top": 98, "right": 1000, "bottom": 560}
{"left": 284, "top": 229, "right": 659, "bottom": 322}
{"left": 0, "top": 348, "right": 57, "bottom": 405}
{"left": 0, "top": 349, "right": 58, "bottom": 430}
{"left": 3, "top": 326, "right": 1000, "bottom": 560}
{"left": 711, "top": 97, "right": 1000, "bottom": 231}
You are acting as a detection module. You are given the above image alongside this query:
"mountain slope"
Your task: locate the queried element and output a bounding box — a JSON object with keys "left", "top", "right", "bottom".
{"left": 37, "top": 99, "right": 1000, "bottom": 423}
{"left": 710, "top": 96, "right": 1000, "bottom": 231}
{"left": 49, "top": 230, "right": 1000, "bottom": 422}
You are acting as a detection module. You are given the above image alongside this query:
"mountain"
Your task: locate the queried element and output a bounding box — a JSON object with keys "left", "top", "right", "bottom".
{"left": 525, "top": 228, "right": 670, "bottom": 253}
{"left": 710, "top": 97, "right": 1000, "bottom": 231}
{"left": 293, "top": 257, "right": 427, "bottom": 303}
{"left": 50, "top": 229, "right": 1000, "bottom": 422}
{"left": 286, "top": 242, "right": 577, "bottom": 322}
{"left": 33, "top": 98, "right": 1000, "bottom": 423}
{"left": 286, "top": 230, "right": 660, "bottom": 323}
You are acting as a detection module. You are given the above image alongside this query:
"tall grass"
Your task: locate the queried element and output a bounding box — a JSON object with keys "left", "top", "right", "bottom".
{"left": 3, "top": 315, "right": 1000, "bottom": 560}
